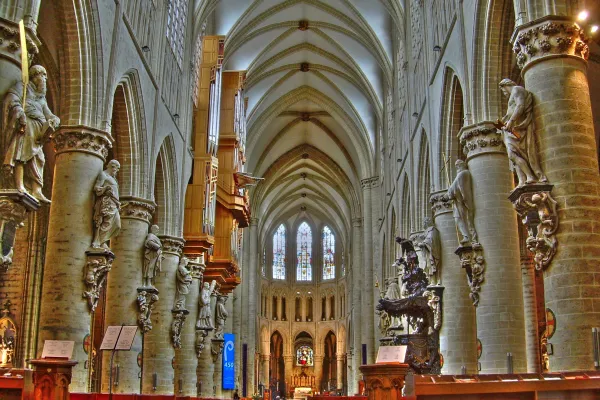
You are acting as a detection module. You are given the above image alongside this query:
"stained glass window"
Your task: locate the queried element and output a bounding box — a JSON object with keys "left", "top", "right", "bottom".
{"left": 296, "top": 345, "right": 314, "bottom": 366}
{"left": 261, "top": 247, "right": 266, "bottom": 277}
{"left": 273, "top": 225, "right": 286, "bottom": 280}
{"left": 322, "top": 226, "right": 335, "bottom": 280}
{"left": 296, "top": 222, "right": 312, "bottom": 281}
{"left": 341, "top": 252, "right": 345, "bottom": 277}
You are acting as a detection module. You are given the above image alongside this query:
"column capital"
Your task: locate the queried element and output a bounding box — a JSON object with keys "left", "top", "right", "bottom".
{"left": 0, "top": 19, "right": 40, "bottom": 69}
{"left": 119, "top": 196, "right": 155, "bottom": 224}
{"left": 250, "top": 217, "right": 259, "bottom": 226}
{"left": 160, "top": 235, "right": 185, "bottom": 256}
{"left": 360, "top": 176, "right": 379, "bottom": 189}
{"left": 429, "top": 189, "right": 452, "bottom": 218}
{"left": 52, "top": 125, "right": 113, "bottom": 161}
{"left": 512, "top": 16, "right": 589, "bottom": 71}
{"left": 352, "top": 217, "right": 362, "bottom": 227}
{"left": 459, "top": 121, "right": 505, "bottom": 160}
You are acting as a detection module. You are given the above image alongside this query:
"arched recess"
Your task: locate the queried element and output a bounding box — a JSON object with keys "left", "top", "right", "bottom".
{"left": 322, "top": 331, "right": 337, "bottom": 391}
{"left": 400, "top": 175, "right": 411, "bottom": 238}
{"left": 439, "top": 67, "right": 466, "bottom": 187}
{"left": 471, "top": 0, "right": 516, "bottom": 122}
{"left": 270, "top": 331, "right": 285, "bottom": 396}
{"left": 108, "top": 72, "right": 149, "bottom": 199}
{"left": 154, "top": 135, "right": 180, "bottom": 236}
{"left": 416, "top": 132, "right": 431, "bottom": 229}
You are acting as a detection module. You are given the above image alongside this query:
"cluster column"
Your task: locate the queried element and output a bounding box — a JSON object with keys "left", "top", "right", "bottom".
{"left": 38, "top": 127, "right": 112, "bottom": 391}
{"left": 360, "top": 178, "right": 377, "bottom": 364}
{"left": 430, "top": 190, "right": 478, "bottom": 374}
{"left": 246, "top": 217, "right": 259, "bottom": 392}
{"left": 514, "top": 15, "right": 600, "bottom": 371}
{"left": 459, "top": 122, "right": 527, "bottom": 373}
{"left": 350, "top": 217, "right": 362, "bottom": 393}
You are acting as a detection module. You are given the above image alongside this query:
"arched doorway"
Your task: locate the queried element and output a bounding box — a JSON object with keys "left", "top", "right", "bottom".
{"left": 270, "top": 331, "right": 285, "bottom": 397}
{"left": 322, "top": 331, "right": 337, "bottom": 392}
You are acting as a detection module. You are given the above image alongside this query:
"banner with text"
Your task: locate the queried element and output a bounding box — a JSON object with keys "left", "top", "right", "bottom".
{"left": 223, "top": 333, "right": 235, "bottom": 390}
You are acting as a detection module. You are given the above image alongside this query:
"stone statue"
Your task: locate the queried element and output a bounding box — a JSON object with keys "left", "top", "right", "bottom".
{"left": 142, "top": 225, "right": 163, "bottom": 287}
{"left": 214, "top": 294, "right": 229, "bottom": 339}
{"left": 498, "top": 79, "right": 547, "bottom": 187}
{"left": 447, "top": 160, "right": 478, "bottom": 245}
{"left": 91, "top": 160, "right": 121, "bottom": 249}
{"left": 2, "top": 65, "right": 59, "bottom": 203}
{"left": 418, "top": 218, "right": 442, "bottom": 285}
{"left": 196, "top": 279, "right": 217, "bottom": 330}
{"left": 173, "top": 256, "right": 192, "bottom": 310}
{"left": 384, "top": 277, "right": 402, "bottom": 329}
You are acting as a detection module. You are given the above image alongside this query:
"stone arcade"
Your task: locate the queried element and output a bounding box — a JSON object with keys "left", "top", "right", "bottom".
{"left": 0, "top": 0, "right": 599, "bottom": 398}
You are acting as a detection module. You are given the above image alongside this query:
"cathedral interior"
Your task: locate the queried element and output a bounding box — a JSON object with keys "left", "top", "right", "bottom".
{"left": 1, "top": 0, "right": 600, "bottom": 398}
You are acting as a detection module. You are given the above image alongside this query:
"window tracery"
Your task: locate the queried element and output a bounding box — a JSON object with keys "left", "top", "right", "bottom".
{"left": 296, "top": 222, "right": 312, "bottom": 281}
{"left": 166, "top": 0, "right": 189, "bottom": 67}
{"left": 322, "top": 226, "right": 335, "bottom": 280}
{"left": 273, "top": 225, "right": 286, "bottom": 280}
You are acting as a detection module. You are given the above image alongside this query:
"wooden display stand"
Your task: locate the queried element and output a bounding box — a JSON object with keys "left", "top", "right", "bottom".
{"left": 29, "top": 358, "right": 78, "bottom": 400}
{"left": 359, "top": 363, "right": 410, "bottom": 400}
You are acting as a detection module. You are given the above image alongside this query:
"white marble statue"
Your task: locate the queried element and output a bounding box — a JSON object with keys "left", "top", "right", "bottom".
{"left": 384, "top": 276, "right": 403, "bottom": 329}
{"left": 2, "top": 65, "right": 59, "bottom": 203}
{"left": 447, "top": 160, "right": 478, "bottom": 245}
{"left": 91, "top": 160, "right": 121, "bottom": 249}
{"left": 196, "top": 279, "right": 217, "bottom": 330}
{"left": 418, "top": 218, "right": 442, "bottom": 285}
{"left": 498, "top": 78, "right": 547, "bottom": 187}
{"left": 143, "top": 225, "right": 163, "bottom": 287}
{"left": 174, "top": 256, "right": 192, "bottom": 310}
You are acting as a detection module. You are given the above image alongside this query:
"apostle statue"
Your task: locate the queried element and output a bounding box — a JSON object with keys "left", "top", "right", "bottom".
{"left": 384, "top": 276, "right": 402, "bottom": 329}
{"left": 447, "top": 160, "right": 478, "bottom": 245}
{"left": 214, "top": 294, "right": 229, "bottom": 339}
{"left": 173, "top": 256, "right": 192, "bottom": 310}
{"left": 142, "top": 225, "right": 163, "bottom": 287}
{"left": 418, "top": 217, "right": 442, "bottom": 285}
{"left": 2, "top": 65, "right": 59, "bottom": 203}
{"left": 498, "top": 79, "right": 547, "bottom": 187}
{"left": 91, "top": 160, "right": 121, "bottom": 249}
{"left": 196, "top": 279, "right": 217, "bottom": 330}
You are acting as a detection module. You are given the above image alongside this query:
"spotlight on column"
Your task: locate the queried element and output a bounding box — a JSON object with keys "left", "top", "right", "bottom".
{"left": 592, "top": 25, "right": 599, "bottom": 34}
{"left": 577, "top": 10, "right": 589, "bottom": 21}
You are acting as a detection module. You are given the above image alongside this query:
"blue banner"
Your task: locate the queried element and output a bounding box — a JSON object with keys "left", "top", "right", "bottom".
{"left": 223, "top": 333, "right": 235, "bottom": 390}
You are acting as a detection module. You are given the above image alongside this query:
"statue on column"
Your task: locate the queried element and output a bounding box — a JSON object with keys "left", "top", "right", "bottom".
{"left": 91, "top": 160, "right": 121, "bottom": 249}
{"left": 497, "top": 78, "right": 547, "bottom": 187}
{"left": 196, "top": 279, "right": 217, "bottom": 329}
{"left": 214, "top": 294, "right": 229, "bottom": 339}
{"left": 447, "top": 160, "right": 478, "bottom": 245}
{"left": 174, "top": 256, "right": 192, "bottom": 310}
{"left": 142, "top": 224, "right": 163, "bottom": 287}
{"left": 418, "top": 218, "right": 441, "bottom": 285}
{"left": 2, "top": 65, "right": 59, "bottom": 203}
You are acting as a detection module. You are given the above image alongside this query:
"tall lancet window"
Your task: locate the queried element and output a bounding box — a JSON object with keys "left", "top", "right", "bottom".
{"left": 296, "top": 222, "right": 313, "bottom": 281}
{"left": 322, "top": 226, "right": 335, "bottom": 280}
{"left": 273, "top": 225, "right": 286, "bottom": 280}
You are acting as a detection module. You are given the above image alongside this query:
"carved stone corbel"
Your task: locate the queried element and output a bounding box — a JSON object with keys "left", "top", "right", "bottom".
{"left": 455, "top": 244, "right": 485, "bottom": 307}
{"left": 171, "top": 309, "right": 189, "bottom": 348}
{"left": 83, "top": 249, "right": 115, "bottom": 312}
{"left": 211, "top": 338, "right": 225, "bottom": 363}
{"left": 195, "top": 329, "right": 210, "bottom": 357}
{"left": 0, "top": 190, "right": 40, "bottom": 273}
{"left": 509, "top": 184, "right": 558, "bottom": 271}
{"left": 136, "top": 287, "right": 159, "bottom": 333}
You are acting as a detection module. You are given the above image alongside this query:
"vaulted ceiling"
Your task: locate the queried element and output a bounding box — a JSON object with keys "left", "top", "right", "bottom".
{"left": 194, "top": 0, "right": 403, "bottom": 245}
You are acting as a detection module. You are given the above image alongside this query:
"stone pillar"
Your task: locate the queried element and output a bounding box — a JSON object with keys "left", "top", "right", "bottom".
{"left": 277, "top": 296, "right": 282, "bottom": 320}
{"left": 430, "top": 190, "right": 478, "bottom": 374}
{"left": 140, "top": 236, "right": 184, "bottom": 394}
{"left": 336, "top": 354, "right": 344, "bottom": 390}
{"left": 260, "top": 354, "right": 270, "bottom": 389}
{"left": 284, "top": 355, "right": 294, "bottom": 396}
{"left": 360, "top": 178, "right": 377, "bottom": 364}
{"left": 521, "top": 257, "right": 541, "bottom": 373}
{"left": 313, "top": 355, "right": 323, "bottom": 392}
{"left": 459, "top": 122, "right": 527, "bottom": 373}
{"left": 247, "top": 218, "right": 258, "bottom": 392}
{"left": 513, "top": 16, "right": 600, "bottom": 372}
{"left": 213, "top": 339, "right": 224, "bottom": 398}
{"left": 37, "top": 127, "right": 112, "bottom": 391}
{"left": 99, "top": 198, "right": 154, "bottom": 394}
{"left": 174, "top": 259, "right": 203, "bottom": 395}
{"left": 197, "top": 331, "right": 215, "bottom": 397}
{"left": 350, "top": 217, "right": 362, "bottom": 394}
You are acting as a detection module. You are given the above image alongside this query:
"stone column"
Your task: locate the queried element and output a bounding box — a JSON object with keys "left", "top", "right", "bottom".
{"left": 140, "top": 236, "right": 184, "bottom": 394}
{"left": 336, "top": 354, "right": 344, "bottom": 390}
{"left": 430, "top": 190, "right": 478, "bottom": 374}
{"left": 459, "top": 122, "right": 527, "bottom": 373}
{"left": 99, "top": 198, "right": 154, "bottom": 394}
{"left": 284, "top": 355, "right": 294, "bottom": 396}
{"left": 513, "top": 16, "right": 600, "bottom": 372}
{"left": 521, "top": 256, "right": 541, "bottom": 373}
{"left": 260, "top": 354, "right": 270, "bottom": 389}
{"left": 313, "top": 355, "right": 324, "bottom": 392}
{"left": 350, "top": 217, "right": 362, "bottom": 394}
{"left": 247, "top": 217, "right": 258, "bottom": 392}
{"left": 197, "top": 330, "right": 215, "bottom": 397}
{"left": 37, "top": 127, "right": 112, "bottom": 391}
{"left": 174, "top": 259, "right": 203, "bottom": 395}
{"left": 360, "top": 178, "right": 377, "bottom": 364}
{"left": 213, "top": 340, "right": 224, "bottom": 398}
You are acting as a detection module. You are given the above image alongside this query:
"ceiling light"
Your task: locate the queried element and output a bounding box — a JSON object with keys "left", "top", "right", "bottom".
{"left": 592, "top": 25, "right": 599, "bottom": 34}
{"left": 308, "top": 291, "right": 311, "bottom": 294}
{"left": 433, "top": 45, "right": 441, "bottom": 52}
{"left": 297, "top": 291, "right": 300, "bottom": 294}
{"left": 577, "top": 10, "right": 589, "bottom": 21}
{"left": 412, "top": 112, "right": 419, "bottom": 118}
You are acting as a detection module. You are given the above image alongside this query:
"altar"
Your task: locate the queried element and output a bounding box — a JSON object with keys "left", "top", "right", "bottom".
{"left": 293, "top": 386, "right": 313, "bottom": 400}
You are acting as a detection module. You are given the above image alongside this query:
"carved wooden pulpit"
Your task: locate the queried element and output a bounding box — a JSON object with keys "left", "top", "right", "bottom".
{"left": 359, "top": 363, "right": 410, "bottom": 400}
{"left": 29, "top": 358, "right": 77, "bottom": 400}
